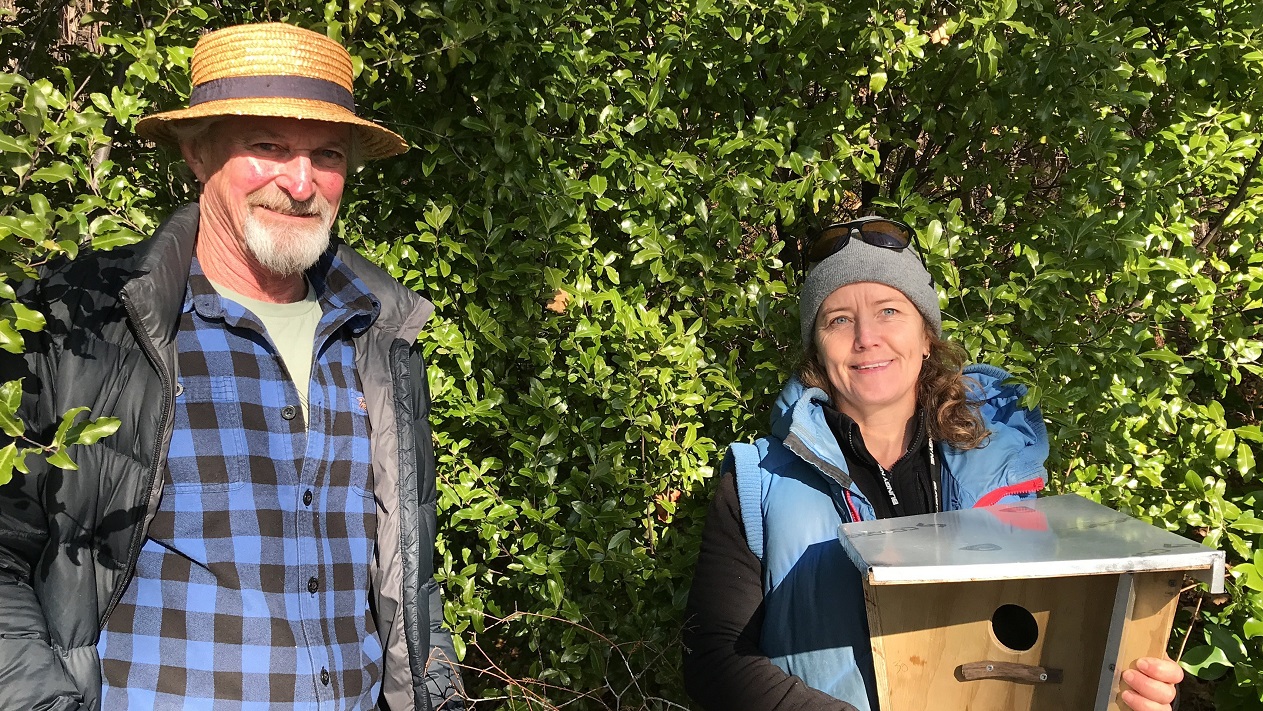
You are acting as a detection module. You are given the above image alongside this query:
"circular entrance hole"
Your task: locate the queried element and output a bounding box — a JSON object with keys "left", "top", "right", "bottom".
{"left": 990, "top": 604, "right": 1039, "bottom": 652}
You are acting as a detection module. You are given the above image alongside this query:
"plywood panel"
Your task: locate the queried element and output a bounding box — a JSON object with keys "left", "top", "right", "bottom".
{"left": 867, "top": 575, "right": 1118, "bottom": 711}
{"left": 1104, "top": 572, "right": 1182, "bottom": 711}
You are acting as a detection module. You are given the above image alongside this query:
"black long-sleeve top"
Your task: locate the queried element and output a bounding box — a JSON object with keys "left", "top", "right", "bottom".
{"left": 682, "top": 408, "right": 935, "bottom": 711}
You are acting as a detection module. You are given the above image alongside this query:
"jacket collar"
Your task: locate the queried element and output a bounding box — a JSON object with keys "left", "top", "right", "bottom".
{"left": 770, "top": 376, "right": 855, "bottom": 490}
{"left": 769, "top": 365, "right": 1050, "bottom": 501}
{"left": 118, "top": 203, "right": 434, "bottom": 348}
{"left": 334, "top": 243, "right": 433, "bottom": 343}
{"left": 119, "top": 203, "right": 200, "bottom": 353}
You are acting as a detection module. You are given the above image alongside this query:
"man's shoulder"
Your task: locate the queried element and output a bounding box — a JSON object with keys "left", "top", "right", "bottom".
{"left": 333, "top": 243, "right": 433, "bottom": 339}
{"left": 332, "top": 242, "right": 411, "bottom": 296}
{"left": 20, "top": 204, "right": 198, "bottom": 344}
{"left": 39, "top": 239, "right": 145, "bottom": 290}
{"left": 36, "top": 204, "right": 198, "bottom": 293}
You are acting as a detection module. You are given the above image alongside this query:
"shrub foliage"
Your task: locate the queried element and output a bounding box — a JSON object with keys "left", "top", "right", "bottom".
{"left": 2, "top": 0, "right": 1261, "bottom": 707}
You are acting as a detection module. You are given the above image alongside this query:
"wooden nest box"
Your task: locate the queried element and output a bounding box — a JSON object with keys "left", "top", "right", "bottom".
{"left": 838, "top": 494, "right": 1225, "bottom": 711}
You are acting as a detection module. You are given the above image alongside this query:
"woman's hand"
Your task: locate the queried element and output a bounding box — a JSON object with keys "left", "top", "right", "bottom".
{"left": 1120, "top": 656, "right": 1183, "bottom": 711}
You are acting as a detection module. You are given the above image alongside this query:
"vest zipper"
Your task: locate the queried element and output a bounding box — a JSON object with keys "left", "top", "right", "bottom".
{"left": 100, "top": 292, "right": 175, "bottom": 629}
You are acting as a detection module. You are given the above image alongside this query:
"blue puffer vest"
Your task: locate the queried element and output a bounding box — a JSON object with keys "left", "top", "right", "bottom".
{"left": 727, "top": 364, "right": 1049, "bottom": 710}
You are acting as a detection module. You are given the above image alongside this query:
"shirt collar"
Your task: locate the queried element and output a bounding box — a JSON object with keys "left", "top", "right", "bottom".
{"left": 185, "top": 247, "right": 381, "bottom": 335}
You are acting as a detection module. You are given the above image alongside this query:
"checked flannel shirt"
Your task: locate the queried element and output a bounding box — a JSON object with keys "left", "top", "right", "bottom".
{"left": 99, "top": 253, "right": 385, "bottom": 709}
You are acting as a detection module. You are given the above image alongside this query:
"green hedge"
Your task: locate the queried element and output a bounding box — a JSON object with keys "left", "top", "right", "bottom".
{"left": 2, "top": 0, "right": 1261, "bottom": 708}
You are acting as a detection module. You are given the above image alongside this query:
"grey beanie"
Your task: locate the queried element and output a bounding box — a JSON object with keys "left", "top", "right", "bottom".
{"left": 799, "top": 237, "right": 941, "bottom": 346}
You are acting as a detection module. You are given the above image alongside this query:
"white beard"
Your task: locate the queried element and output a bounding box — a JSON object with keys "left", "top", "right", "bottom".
{"left": 242, "top": 203, "right": 334, "bottom": 276}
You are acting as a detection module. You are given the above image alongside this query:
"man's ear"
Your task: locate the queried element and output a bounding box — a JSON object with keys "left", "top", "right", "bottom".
{"left": 180, "top": 139, "right": 209, "bottom": 184}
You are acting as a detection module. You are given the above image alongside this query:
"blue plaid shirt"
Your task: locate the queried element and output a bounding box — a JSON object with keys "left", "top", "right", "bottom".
{"left": 99, "top": 253, "right": 385, "bottom": 709}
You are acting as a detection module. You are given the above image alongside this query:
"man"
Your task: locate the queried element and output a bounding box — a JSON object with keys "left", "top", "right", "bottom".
{"left": 0, "top": 23, "right": 464, "bottom": 710}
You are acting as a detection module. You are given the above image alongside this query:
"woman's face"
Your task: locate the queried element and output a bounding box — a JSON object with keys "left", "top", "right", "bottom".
{"left": 814, "top": 282, "right": 930, "bottom": 423}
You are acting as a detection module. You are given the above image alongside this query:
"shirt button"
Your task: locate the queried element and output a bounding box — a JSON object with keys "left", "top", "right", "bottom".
{"left": 320, "top": 667, "right": 330, "bottom": 685}
{"left": 281, "top": 405, "right": 298, "bottom": 420}
{"left": 303, "top": 489, "right": 313, "bottom": 506}
{"left": 307, "top": 576, "right": 319, "bottom": 594}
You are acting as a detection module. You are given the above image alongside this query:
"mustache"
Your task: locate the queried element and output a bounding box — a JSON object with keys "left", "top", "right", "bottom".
{"left": 247, "top": 187, "right": 330, "bottom": 218}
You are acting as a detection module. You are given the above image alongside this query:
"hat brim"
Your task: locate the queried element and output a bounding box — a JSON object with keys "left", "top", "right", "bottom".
{"left": 135, "top": 97, "right": 408, "bottom": 159}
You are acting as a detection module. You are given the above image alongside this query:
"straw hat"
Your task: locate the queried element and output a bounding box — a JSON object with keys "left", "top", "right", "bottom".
{"left": 136, "top": 23, "right": 407, "bottom": 159}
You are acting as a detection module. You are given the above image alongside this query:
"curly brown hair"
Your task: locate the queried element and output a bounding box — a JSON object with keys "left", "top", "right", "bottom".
{"left": 796, "top": 326, "right": 989, "bottom": 450}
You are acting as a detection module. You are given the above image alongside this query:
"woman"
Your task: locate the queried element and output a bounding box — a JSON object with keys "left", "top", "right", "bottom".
{"left": 682, "top": 216, "right": 1183, "bottom": 711}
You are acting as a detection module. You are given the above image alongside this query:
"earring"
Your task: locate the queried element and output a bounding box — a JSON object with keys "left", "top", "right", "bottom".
{"left": 923, "top": 353, "right": 930, "bottom": 360}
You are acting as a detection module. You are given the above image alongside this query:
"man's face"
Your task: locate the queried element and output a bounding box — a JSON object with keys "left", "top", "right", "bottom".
{"left": 183, "top": 115, "right": 351, "bottom": 276}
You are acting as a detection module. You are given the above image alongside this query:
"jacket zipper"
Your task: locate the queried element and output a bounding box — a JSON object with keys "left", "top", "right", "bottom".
{"left": 972, "top": 476, "right": 1045, "bottom": 509}
{"left": 842, "top": 490, "right": 863, "bottom": 523}
{"left": 100, "top": 292, "right": 175, "bottom": 629}
{"left": 849, "top": 428, "right": 901, "bottom": 507}
{"left": 845, "top": 427, "right": 941, "bottom": 514}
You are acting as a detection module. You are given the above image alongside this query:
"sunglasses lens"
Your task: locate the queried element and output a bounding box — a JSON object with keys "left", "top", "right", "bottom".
{"left": 807, "top": 227, "right": 848, "bottom": 262}
{"left": 858, "top": 221, "right": 911, "bottom": 249}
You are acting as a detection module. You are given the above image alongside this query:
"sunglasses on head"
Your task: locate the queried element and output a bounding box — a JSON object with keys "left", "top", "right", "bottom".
{"left": 807, "top": 216, "right": 924, "bottom": 266}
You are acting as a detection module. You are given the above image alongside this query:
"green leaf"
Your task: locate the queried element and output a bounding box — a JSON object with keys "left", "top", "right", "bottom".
{"left": 45, "top": 448, "right": 77, "bottom": 471}
{"left": 0, "top": 319, "right": 23, "bottom": 354}
{"left": 1185, "top": 471, "right": 1205, "bottom": 495}
{"left": 0, "top": 74, "right": 29, "bottom": 92}
{"left": 90, "top": 226, "right": 146, "bottom": 250}
{"left": 607, "top": 529, "right": 631, "bottom": 550}
{"left": 1138, "top": 350, "right": 1184, "bottom": 364}
{"left": 1215, "top": 431, "right": 1236, "bottom": 460}
{"left": 588, "top": 174, "right": 608, "bottom": 197}
{"left": 1206, "top": 624, "right": 1249, "bottom": 665}
{"left": 0, "top": 379, "right": 22, "bottom": 436}
{"left": 27, "top": 162, "right": 76, "bottom": 183}
{"left": 423, "top": 203, "right": 453, "bottom": 231}
{"left": 1237, "top": 443, "right": 1256, "bottom": 478}
{"left": 869, "top": 71, "right": 887, "bottom": 94}
{"left": 65, "top": 416, "right": 121, "bottom": 446}
{"left": 51, "top": 406, "right": 89, "bottom": 447}
{"left": 1180, "top": 644, "right": 1231, "bottom": 679}
{"left": 0, "top": 442, "right": 18, "bottom": 486}
{"left": 2, "top": 302, "right": 45, "bottom": 332}
{"left": 1230, "top": 515, "right": 1263, "bottom": 535}
{"left": 0, "top": 133, "right": 30, "bottom": 155}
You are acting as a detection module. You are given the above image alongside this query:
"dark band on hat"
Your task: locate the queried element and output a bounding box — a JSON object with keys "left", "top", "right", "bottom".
{"left": 190, "top": 75, "right": 355, "bottom": 112}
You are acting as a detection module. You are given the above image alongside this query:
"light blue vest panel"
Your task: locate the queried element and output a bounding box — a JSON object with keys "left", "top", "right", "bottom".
{"left": 728, "top": 439, "right": 877, "bottom": 711}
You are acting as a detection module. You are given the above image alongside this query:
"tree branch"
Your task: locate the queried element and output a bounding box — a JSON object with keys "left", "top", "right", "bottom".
{"left": 1198, "top": 149, "right": 1261, "bottom": 251}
